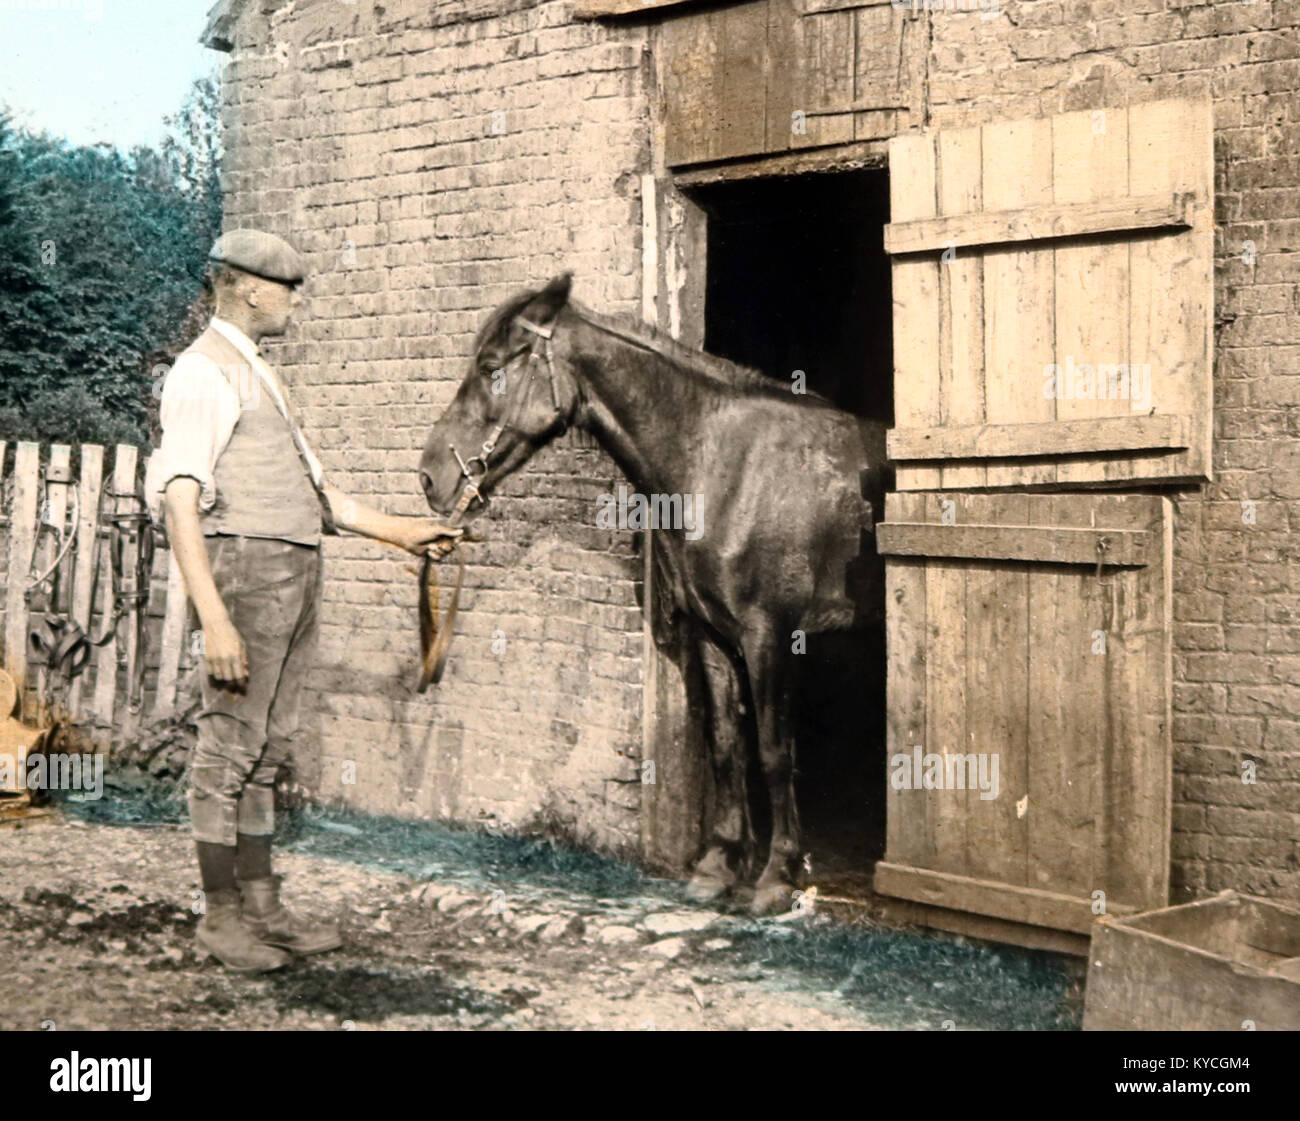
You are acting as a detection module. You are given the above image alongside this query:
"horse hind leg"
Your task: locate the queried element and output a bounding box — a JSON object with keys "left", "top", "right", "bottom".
{"left": 685, "top": 638, "right": 753, "bottom": 904}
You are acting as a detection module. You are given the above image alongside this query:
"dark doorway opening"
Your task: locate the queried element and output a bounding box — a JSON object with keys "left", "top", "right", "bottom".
{"left": 694, "top": 169, "right": 893, "bottom": 422}
{"left": 690, "top": 167, "right": 892, "bottom": 893}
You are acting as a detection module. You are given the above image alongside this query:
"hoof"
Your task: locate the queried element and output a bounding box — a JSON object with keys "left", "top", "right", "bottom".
{"left": 685, "top": 875, "right": 731, "bottom": 904}
{"left": 749, "top": 880, "right": 797, "bottom": 917}
{"left": 686, "top": 846, "right": 739, "bottom": 903}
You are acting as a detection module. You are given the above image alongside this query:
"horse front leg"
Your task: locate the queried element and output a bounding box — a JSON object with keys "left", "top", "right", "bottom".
{"left": 743, "top": 628, "right": 801, "bottom": 916}
{"left": 686, "top": 637, "right": 753, "bottom": 903}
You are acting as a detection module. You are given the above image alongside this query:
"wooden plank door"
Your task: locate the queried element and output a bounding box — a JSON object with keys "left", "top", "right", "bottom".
{"left": 875, "top": 491, "right": 1172, "bottom": 934}
{"left": 885, "top": 99, "right": 1213, "bottom": 489}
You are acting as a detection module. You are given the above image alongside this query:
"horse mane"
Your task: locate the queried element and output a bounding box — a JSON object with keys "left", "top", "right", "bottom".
{"left": 475, "top": 284, "right": 836, "bottom": 407}
{"left": 568, "top": 302, "right": 836, "bottom": 407}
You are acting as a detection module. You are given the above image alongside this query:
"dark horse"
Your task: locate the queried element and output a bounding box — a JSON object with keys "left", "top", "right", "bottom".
{"left": 419, "top": 274, "right": 885, "bottom": 915}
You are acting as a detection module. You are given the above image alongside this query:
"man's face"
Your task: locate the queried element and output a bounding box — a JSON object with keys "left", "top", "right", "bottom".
{"left": 248, "top": 273, "right": 303, "bottom": 336}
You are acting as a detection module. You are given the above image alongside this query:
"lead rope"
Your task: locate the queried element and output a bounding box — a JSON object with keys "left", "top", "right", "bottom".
{"left": 418, "top": 318, "right": 562, "bottom": 692}
{"left": 416, "top": 476, "right": 481, "bottom": 693}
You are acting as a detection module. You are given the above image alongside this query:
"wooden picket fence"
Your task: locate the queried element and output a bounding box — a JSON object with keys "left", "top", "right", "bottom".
{"left": 0, "top": 440, "right": 195, "bottom": 748}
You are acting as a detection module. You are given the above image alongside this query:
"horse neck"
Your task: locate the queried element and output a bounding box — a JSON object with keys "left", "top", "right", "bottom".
{"left": 562, "top": 311, "right": 711, "bottom": 498}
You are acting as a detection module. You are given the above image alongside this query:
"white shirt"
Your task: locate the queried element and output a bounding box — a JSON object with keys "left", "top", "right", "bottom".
{"left": 146, "top": 317, "right": 326, "bottom": 521}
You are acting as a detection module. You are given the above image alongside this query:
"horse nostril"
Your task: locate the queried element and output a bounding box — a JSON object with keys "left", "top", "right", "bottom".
{"left": 419, "top": 469, "right": 435, "bottom": 500}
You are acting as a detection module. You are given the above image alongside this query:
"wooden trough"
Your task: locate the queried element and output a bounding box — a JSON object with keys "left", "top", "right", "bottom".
{"left": 1083, "top": 890, "right": 1300, "bottom": 1030}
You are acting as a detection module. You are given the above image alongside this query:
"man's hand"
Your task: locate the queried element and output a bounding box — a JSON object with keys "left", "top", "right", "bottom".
{"left": 204, "top": 612, "right": 249, "bottom": 690}
{"left": 393, "top": 518, "right": 464, "bottom": 558}
{"left": 323, "top": 486, "right": 464, "bottom": 557}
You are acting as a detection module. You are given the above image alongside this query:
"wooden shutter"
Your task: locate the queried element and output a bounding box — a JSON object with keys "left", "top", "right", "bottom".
{"left": 657, "top": 0, "right": 926, "bottom": 167}
{"left": 886, "top": 99, "right": 1213, "bottom": 490}
{"left": 875, "top": 491, "right": 1172, "bottom": 934}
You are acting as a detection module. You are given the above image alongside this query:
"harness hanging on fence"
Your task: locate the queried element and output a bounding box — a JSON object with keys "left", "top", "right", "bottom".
{"left": 26, "top": 482, "right": 157, "bottom": 709}
{"left": 24, "top": 483, "right": 84, "bottom": 680}
{"left": 106, "top": 488, "right": 156, "bottom": 712}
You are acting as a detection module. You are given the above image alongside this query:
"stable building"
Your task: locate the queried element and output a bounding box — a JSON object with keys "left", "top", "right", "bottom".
{"left": 201, "top": 0, "right": 1300, "bottom": 951}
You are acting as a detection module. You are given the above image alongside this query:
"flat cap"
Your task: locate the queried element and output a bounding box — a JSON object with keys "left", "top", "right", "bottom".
{"left": 209, "top": 229, "right": 307, "bottom": 284}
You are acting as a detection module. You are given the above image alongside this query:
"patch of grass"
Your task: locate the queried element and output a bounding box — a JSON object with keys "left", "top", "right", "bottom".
{"left": 63, "top": 772, "right": 651, "bottom": 897}
{"left": 285, "top": 803, "right": 651, "bottom": 899}
{"left": 60, "top": 767, "right": 187, "bottom": 826}
{"left": 723, "top": 921, "right": 1083, "bottom": 1030}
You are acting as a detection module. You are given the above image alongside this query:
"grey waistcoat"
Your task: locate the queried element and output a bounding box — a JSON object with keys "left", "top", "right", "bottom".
{"left": 189, "top": 327, "right": 324, "bottom": 547}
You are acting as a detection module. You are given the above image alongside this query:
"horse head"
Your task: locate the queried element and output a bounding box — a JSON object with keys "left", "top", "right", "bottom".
{"left": 419, "top": 273, "right": 579, "bottom": 520}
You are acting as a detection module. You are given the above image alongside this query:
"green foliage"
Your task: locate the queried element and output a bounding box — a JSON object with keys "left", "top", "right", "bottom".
{"left": 0, "top": 384, "right": 145, "bottom": 448}
{"left": 0, "top": 76, "right": 222, "bottom": 447}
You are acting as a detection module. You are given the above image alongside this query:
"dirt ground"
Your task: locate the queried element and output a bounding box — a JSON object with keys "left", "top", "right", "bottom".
{"left": 0, "top": 792, "right": 1084, "bottom": 1032}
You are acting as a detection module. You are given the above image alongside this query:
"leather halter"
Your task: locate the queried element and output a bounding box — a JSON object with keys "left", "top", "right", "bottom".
{"left": 446, "top": 314, "right": 567, "bottom": 520}
{"left": 418, "top": 314, "right": 569, "bottom": 692}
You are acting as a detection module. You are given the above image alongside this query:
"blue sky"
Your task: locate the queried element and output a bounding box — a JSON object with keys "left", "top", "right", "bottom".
{"left": 0, "top": 0, "right": 223, "bottom": 150}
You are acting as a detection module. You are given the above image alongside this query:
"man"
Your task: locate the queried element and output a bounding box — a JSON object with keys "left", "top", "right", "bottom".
{"left": 150, "top": 229, "right": 461, "bottom": 972}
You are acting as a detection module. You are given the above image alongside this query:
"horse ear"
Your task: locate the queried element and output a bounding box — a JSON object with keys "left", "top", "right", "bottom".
{"left": 527, "top": 272, "right": 573, "bottom": 325}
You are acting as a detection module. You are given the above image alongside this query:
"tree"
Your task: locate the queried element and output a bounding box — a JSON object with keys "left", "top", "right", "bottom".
{"left": 0, "top": 75, "right": 223, "bottom": 447}
{"left": 0, "top": 112, "right": 58, "bottom": 399}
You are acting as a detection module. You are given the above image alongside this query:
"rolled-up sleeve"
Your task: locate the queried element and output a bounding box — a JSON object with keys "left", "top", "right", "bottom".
{"left": 151, "top": 354, "right": 240, "bottom": 515}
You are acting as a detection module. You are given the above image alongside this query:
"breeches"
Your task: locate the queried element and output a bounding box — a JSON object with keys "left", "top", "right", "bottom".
{"left": 188, "top": 535, "right": 322, "bottom": 845}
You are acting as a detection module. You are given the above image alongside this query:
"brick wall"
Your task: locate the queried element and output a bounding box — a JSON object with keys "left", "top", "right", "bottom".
{"left": 217, "top": 0, "right": 651, "bottom": 855}
{"left": 214, "top": 0, "right": 1300, "bottom": 899}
